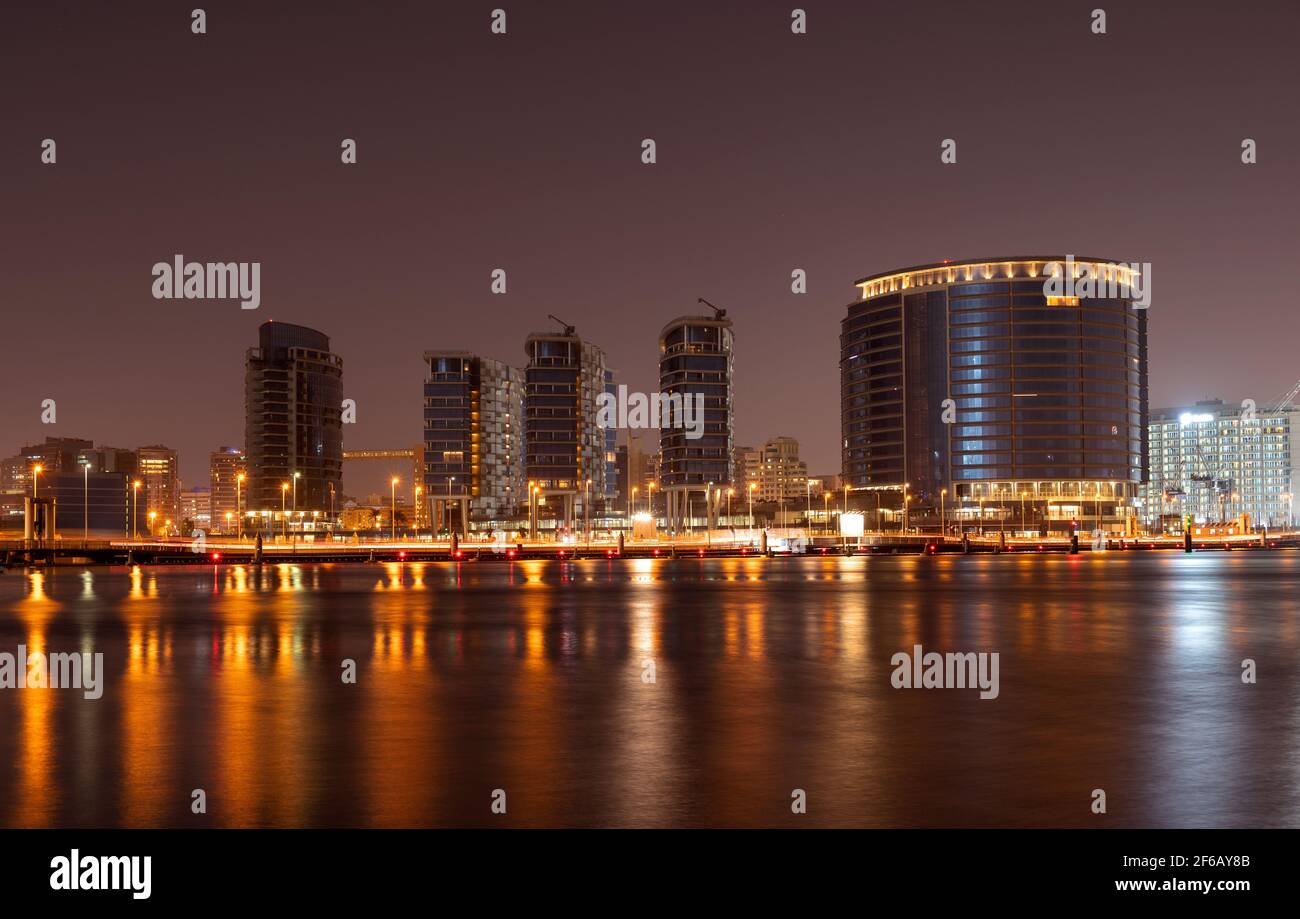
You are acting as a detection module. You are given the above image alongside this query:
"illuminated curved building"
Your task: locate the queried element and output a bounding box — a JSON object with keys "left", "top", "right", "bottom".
{"left": 840, "top": 257, "right": 1149, "bottom": 533}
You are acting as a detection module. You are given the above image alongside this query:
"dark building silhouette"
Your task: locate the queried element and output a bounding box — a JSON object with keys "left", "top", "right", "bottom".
{"left": 523, "top": 323, "right": 607, "bottom": 529}
{"left": 659, "top": 311, "right": 735, "bottom": 533}
{"left": 244, "top": 321, "right": 343, "bottom": 517}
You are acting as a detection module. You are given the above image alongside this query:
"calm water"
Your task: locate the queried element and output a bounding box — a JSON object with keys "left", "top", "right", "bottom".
{"left": 1, "top": 554, "right": 1297, "bottom": 828}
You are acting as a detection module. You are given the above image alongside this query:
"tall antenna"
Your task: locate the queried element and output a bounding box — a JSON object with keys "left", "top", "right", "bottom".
{"left": 697, "top": 297, "right": 727, "bottom": 319}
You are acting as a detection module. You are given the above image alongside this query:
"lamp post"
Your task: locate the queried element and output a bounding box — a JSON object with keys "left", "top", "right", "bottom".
{"left": 83, "top": 461, "right": 89, "bottom": 540}
{"left": 631, "top": 486, "right": 638, "bottom": 522}
{"left": 728, "top": 488, "right": 734, "bottom": 527}
{"left": 822, "top": 491, "right": 829, "bottom": 535}
{"left": 585, "top": 478, "right": 592, "bottom": 543}
{"left": 236, "top": 472, "right": 245, "bottom": 540}
{"left": 226, "top": 512, "right": 233, "bottom": 535}
{"left": 292, "top": 471, "right": 301, "bottom": 512}
{"left": 806, "top": 479, "right": 814, "bottom": 531}
{"left": 940, "top": 488, "right": 947, "bottom": 537}
{"left": 706, "top": 481, "right": 714, "bottom": 546}
{"left": 902, "top": 483, "right": 910, "bottom": 533}
{"left": 647, "top": 481, "right": 655, "bottom": 524}
{"left": 447, "top": 476, "right": 455, "bottom": 538}
{"left": 281, "top": 483, "right": 289, "bottom": 539}
{"left": 132, "top": 480, "right": 141, "bottom": 540}
{"left": 32, "top": 464, "right": 42, "bottom": 499}
{"left": 148, "top": 511, "right": 156, "bottom": 538}
{"left": 748, "top": 482, "right": 757, "bottom": 529}
{"left": 391, "top": 476, "right": 399, "bottom": 541}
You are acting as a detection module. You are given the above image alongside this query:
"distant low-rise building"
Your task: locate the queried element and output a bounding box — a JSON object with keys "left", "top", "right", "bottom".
{"left": 180, "top": 486, "right": 212, "bottom": 533}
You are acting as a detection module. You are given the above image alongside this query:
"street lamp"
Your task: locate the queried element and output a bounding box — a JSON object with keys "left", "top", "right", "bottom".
{"left": 748, "top": 482, "right": 757, "bottom": 528}
{"left": 82, "top": 461, "right": 89, "bottom": 541}
{"left": 148, "top": 511, "right": 157, "bottom": 538}
{"left": 281, "top": 483, "right": 289, "bottom": 539}
{"left": 132, "top": 480, "right": 141, "bottom": 540}
{"left": 822, "top": 491, "right": 830, "bottom": 535}
{"left": 235, "top": 472, "right": 245, "bottom": 539}
{"left": 32, "top": 464, "right": 42, "bottom": 499}
{"left": 447, "top": 476, "right": 455, "bottom": 538}
{"left": 647, "top": 481, "right": 656, "bottom": 522}
{"left": 391, "top": 476, "right": 400, "bottom": 541}
{"left": 292, "top": 471, "right": 301, "bottom": 512}
{"left": 940, "top": 488, "right": 947, "bottom": 537}
{"left": 631, "top": 486, "right": 639, "bottom": 521}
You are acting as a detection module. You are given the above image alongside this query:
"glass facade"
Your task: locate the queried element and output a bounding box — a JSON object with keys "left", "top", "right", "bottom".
{"left": 841, "top": 258, "right": 1149, "bottom": 525}
{"left": 523, "top": 332, "right": 607, "bottom": 500}
{"left": 244, "top": 321, "right": 344, "bottom": 514}
{"left": 658, "top": 316, "right": 735, "bottom": 489}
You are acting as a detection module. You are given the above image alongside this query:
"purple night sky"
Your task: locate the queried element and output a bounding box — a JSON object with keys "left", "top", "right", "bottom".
{"left": 3, "top": 0, "right": 1297, "bottom": 494}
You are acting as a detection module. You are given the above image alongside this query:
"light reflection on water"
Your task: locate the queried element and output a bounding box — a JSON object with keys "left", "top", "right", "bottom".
{"left": 0, "top": 555, "right": 1297, "bottom": 827}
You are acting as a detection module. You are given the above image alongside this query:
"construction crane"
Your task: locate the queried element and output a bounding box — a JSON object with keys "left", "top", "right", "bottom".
{"left": 547, "top": 314, "right": 576, "bottom": 336}
{"left": 1266, "top": 378, "right": 1300, "bottom": 412}
{"left": 697, "top": 297, "right": 727, "bottom": 319}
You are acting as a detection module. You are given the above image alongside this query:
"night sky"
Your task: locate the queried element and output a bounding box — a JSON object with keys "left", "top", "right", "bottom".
{"left": 3, "top": 0, "right": 1297, "bottom": 494}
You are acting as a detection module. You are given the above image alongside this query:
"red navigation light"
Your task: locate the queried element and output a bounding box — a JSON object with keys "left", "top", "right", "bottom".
{"left": 454, "top": 550, "right": 463, "bottom": 559}
{"left": 697, "top": 549, "right": 704, "bottom": 557}
{"left": 399, "top": 551, "right": 406, "bottom": 559}
{"left": 1038, "top": 544, "right": 1044, "bottom": 551}
{"left": 211, "top": 552, "right": 220, "bottom": 561}
{"left": 606, "top": 550, "right": 615, "bottom": 557}
{"left": 558, "top": 550, "right": 565, "bottom": 558}
{"left": 506, "top": 549, "right": 516, "bottom": 559}
{"left": 653, "top": 549, "right": 660, "bottom": 556}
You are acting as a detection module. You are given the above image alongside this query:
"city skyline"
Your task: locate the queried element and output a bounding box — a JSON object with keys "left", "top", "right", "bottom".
{"left": 4, "top": 1, "right": 1298, "bottom": 491}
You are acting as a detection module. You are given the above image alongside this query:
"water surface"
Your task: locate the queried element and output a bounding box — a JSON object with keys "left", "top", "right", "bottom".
{"left": 1, "top": 554, "right": 1296, "bottom": 827}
